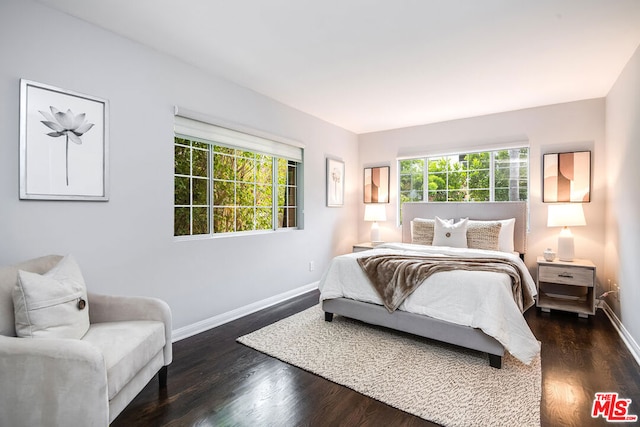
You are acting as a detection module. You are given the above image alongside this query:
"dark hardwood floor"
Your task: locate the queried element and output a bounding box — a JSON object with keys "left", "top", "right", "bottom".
{"left": 113, "top": 290, "right": 640, "bottom": 427}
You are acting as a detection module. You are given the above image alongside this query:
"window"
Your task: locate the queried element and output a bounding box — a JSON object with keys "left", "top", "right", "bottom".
{"left": 399, "top": 147, "right": 528, "bottom": 221}
{"left": 174, "top": 116, "right": 303, "bottom": 237}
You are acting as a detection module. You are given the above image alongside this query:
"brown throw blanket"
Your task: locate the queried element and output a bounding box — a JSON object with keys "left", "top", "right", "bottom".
{"left": 357, "top": 254, "right": 534, "bottom": 313}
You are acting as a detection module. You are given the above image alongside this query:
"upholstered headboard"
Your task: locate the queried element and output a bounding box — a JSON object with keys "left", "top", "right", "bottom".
{"left": 401, "top": 201, "right": 527, "bottom": 254}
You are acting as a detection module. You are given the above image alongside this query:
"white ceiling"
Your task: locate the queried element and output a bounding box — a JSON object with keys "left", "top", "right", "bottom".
{"left": 35, "top": 0, "right": 640, "bottom": 134}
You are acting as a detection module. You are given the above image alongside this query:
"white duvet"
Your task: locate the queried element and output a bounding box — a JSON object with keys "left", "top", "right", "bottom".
{"left": 318, "top": 242, "right": 541, "bottom": 365}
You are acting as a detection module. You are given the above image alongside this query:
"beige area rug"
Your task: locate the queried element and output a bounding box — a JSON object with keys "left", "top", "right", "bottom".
{"left": 238, "top": 305, "right": 541, "bottom": 427}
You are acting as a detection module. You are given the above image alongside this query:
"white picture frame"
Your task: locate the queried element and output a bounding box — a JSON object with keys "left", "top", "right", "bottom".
{"left": 326, "top": 157, "right": 345, "bottom": 207}
{"left": 19, "top": 79, "right": 109, "bottom": 201}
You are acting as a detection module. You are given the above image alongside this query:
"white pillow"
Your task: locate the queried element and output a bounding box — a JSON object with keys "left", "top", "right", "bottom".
{"left": 497, "top": 218, "right": 516, "bottom": 253}
{"left": 467, "top": 218, "right": 516, "bottom": 253}
{"left": 411, "top": 218, "right": 452, "bottom": 245}
{"left": 432, "top": 217, "right": 468, "bottom": 248}
{"left": 13, "top": 255, "right": 90, "bottom": 339}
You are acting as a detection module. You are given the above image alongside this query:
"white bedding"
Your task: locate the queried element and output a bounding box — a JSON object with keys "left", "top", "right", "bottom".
{"left": 318, "top": 242, "right": 540, "bottom": 365}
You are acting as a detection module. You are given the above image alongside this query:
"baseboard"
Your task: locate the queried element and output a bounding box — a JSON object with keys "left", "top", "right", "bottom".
{"left": 172, "top": 281, "right": 319, "bottom": 342}
{"left": 600, "top": 302, "right": 640, "bottom": 367}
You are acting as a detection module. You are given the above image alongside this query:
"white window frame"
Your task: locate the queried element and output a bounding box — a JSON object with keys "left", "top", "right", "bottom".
{"left": 174, "top": 109, "right": 304, "bottom": 238}
{"left": 397, "top": 145, "right": 529, "bottom": 226}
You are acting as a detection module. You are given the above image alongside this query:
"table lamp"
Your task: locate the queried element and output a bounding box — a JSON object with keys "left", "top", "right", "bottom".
{"left": 364, "top": 204, "right": 387, "bottom": 244}
{"left": 547, "top": 203, "right": 586, "bottom": 261}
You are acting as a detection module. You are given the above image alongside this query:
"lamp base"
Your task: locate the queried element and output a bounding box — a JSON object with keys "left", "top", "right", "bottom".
{"left": 370, "top": 221, "right": 381, "bottom": 243}
{"left": 557, "top": 227, "right": 575, "bottom": 262}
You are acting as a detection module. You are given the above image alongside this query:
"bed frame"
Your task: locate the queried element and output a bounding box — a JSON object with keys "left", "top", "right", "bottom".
{"left": 322, "top": 201, "right": 527, "bottom": 368}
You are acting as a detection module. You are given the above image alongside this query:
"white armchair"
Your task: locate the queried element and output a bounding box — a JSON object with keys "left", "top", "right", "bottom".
{"left": 0, "top": 255, "right": 172, "bottom": 426}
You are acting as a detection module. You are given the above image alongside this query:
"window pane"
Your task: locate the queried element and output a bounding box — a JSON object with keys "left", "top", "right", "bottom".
{"left": 429, "top": 190, "right": 447, "bottom": 201}
{"left": 213, "top": 154, "right": 235, "bottom": 180}
{"left": 469, "top": 189, "right": 490, "bottom": 201}
{"left": 174, "top": 144, "right": 190, "bottom": 175}
{"left": 236, "top": 156, "right": 255, "bottom": 182}
{"left": 192, "top": 207, "right": 209, "bottom": 234}
{"left": 256, "top": 184, "right": 272, "bottom": 207}
{"left": 468, "top": 170, "right": 489, "bottom": 189}
{"left": 448, "top": 171, "right": 466, "bottom": 190}
{"left": 277, "top": 159, "right": 299, "bottom": 228}
{"left": 236, "top": 207, "right": 254, "bottom": 231}
{"left": 192, "top": 177, "right": 208, "bottom": 205}
{"left": 448, "top": 190, "right": 466, "bottom": 201}
{"left": 175, "top": 176, "right": 190, "bottom": 205}
{"left": 428, "top": 173, "right": 446, "bottom": 191}
{"left": 256, "top": 158, "right": 273, "bottom": 184}
{"left": 278, "top": 207, "right": 297, "bottom": 228}
{"left": 174, "top": 207, "right": 190, "bottom": 236}
{"left": 400, "top": 159, "right": 424, "bottom": 174}
{"left": 237, "top": 183, "right": 255, "bottom": 206}
{"left": 213, "top": 207, "right": 234, "bottom": 233}
{"left": 214, "top": 146, "right": 234, "bottom": 155}
{"left": 286, "top": 186, "right": 296, "bottom": 206}
{"left": 495, "top": 188, "right": 509, "bottom": 201}
{"left": 467, "top": 152, "right": 490, "bottom": 168}
{"left": 213, "top": 180, "right": 234, "bottom": 206}
{"left": 400, "top": 175, "right": 411, "bottom": 192}
{"left": 288, "top": 163, "right": 296, "bottom": 183}
{"left": 192, "top": 149, "right": 208, "bottom": 177}
{"left": 256, "top": 208, "right": 272, "bottom": 230}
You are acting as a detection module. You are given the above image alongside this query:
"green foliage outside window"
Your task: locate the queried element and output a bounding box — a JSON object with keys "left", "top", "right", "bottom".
{"left": 399, "top": 148, "right": 528, "bottom": 222}
{"left": 174, "top": 137, "right": 300, "bottom": 236}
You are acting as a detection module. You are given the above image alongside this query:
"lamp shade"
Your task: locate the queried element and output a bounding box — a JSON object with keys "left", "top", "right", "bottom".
{"left": 364, "top": 204, "right": 387, "bottom": 222}
{"left": 547, "top": 204, "right": 586, "bottom": 227}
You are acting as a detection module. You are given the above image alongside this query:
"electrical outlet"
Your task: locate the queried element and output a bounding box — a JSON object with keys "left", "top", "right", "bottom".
{"left": 309, "top": 261, "right": 315, "bottom": 272}
{"left": 615, "top": 283, "right": 620, "bottom": 301}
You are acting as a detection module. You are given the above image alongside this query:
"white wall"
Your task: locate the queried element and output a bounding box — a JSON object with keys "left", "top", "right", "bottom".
{"left": 605, "top": 45, "right": 640, "bottom": 344}
{"left": 358, "top": 100, "right": 607, "bottom": 287}
{"left": 0, "top": 0, "right": 359, "bottom": 330}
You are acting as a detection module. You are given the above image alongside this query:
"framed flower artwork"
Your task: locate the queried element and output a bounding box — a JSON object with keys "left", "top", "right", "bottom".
{"left": 19, "top": 79, "right": 109, "bottom": 201}
{"left": 326, "top": 157, "right": 344, "bottom": 207}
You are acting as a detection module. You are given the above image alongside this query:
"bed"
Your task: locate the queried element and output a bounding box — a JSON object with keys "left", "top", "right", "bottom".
{"left": 319, "top": 201, "right": 540, "bottom": 368}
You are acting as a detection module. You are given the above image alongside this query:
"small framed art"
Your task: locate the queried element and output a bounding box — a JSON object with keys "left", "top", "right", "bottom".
{"left": 364, "top": 166, "right": 389, "bottom": 203}
{"left": 19, "top": 79, "right": 109, "bottom": 201}
{"left": 326, "top": 157, "right": 344, "bottom": 207}
{"left": 543, "top": 151, "right": 591, "bottom": 203}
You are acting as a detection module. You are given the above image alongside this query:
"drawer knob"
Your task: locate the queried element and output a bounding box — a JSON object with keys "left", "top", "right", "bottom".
{"left": 558, "top": 273, "right": 574, "bottom": 279}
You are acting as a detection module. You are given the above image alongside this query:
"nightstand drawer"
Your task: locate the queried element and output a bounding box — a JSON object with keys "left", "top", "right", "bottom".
{"left": 538, "top": 265, "right": 594, "bottom": 287}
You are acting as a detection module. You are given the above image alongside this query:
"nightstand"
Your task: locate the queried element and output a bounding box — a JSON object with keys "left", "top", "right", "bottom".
{"left": 352, "top": 242, "right": 378, "bottom": 252}
{"left": 536, "top": 256, "right": 596, "bottom": 318}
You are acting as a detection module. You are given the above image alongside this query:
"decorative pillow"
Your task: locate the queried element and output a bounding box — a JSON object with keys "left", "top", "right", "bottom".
{"left": 13, "top": 255, "right": 90, "bottom": 339}
{"left": 467, "top": 221, "right": 502, "bottom": 251}
{"left": 411, "top": 218, "right": 453, "bottom": 245}
{"left": 468, "top": 218, "right": 516, "bottom": 252}
{"left": 498, "top": 218, "right": 516, "bottom": 253}
{"left": 432, "top": 217, "right": 468, "bottom": 248}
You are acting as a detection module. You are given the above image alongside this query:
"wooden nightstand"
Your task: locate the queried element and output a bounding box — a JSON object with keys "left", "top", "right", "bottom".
{"left": 536, "top": 256, "right": 596, "bottom": 318}
{"left": 352, "top": 242, "right": 378, "bottom": 252}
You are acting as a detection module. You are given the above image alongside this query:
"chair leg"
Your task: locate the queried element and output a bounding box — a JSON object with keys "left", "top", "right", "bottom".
{"left": 159, "top": 366, "right": 168, "bottom": 388}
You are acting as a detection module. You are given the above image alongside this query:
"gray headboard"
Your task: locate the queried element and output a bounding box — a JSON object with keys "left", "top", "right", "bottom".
{"left": 401, "top": 201, "right": 527, "bottom": 254}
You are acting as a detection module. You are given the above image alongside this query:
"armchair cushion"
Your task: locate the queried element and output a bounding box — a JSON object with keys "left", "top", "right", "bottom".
{"left": 83, "top": 320, "right": 166, "bottom": 400}
{"left": 13, "top": 255, "right": 90, "bottom": 339}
